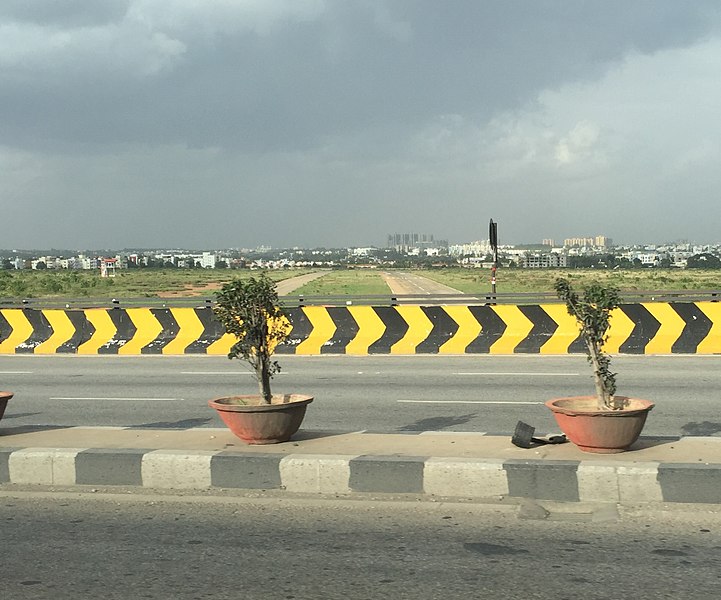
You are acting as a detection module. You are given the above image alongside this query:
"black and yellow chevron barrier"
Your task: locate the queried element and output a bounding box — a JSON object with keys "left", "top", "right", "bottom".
{"left": 1, "top": 303, "right": 720, "bottom": 355}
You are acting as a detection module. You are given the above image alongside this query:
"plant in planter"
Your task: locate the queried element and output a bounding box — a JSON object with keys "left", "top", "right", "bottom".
{"left": 0, "top": 391, "right": 13, "bottom": 422}
{"left": 545, "top": 278, "right": 654, "bottom": 453}
{"left": 208, "top": 274, "right": 313, "bottom": 444}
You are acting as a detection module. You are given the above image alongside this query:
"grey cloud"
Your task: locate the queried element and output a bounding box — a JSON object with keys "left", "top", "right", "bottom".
{"left": 3, "top": 1, "right": 721, "bottom": 154}
{"left": 0, "top": 0, "right": 129, "bottom": 27}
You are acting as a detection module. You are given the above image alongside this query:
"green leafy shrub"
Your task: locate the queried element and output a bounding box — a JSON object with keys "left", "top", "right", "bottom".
{"left": 555, "top": 278, "right": 625, "bottom": 410}
{"left": 213, "top": 274, "right": 291, "bottom": 403}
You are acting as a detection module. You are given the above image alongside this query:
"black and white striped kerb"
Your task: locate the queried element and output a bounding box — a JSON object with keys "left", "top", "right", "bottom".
{"left": 2, "top": 447, "right": 721, "bottom": 504}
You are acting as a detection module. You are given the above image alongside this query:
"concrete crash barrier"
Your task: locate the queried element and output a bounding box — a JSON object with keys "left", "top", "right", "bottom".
{"left": 2, "top": 447, "right": 721, "bottom": 504}
{"left": 1, "top": 302, "right": 721, "bottom": 355}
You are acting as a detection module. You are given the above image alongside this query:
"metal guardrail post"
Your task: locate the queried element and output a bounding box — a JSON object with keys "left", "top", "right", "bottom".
{"left": 3, "top": 289, "right": 721, "bottom": 309}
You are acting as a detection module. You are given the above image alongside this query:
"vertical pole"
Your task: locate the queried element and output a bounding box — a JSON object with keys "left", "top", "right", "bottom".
{"left": 489, "top": 219, "right": 498, "bottom": 300}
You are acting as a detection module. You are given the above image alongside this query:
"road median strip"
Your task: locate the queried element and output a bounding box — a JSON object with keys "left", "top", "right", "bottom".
{"left": 1, "top": 427, "right": 720, "bottom": 504}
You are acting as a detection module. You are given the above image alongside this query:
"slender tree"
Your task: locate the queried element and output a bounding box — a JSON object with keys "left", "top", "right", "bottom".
{"left": 554, "top": 278, "right": 626, "bottom": 410}
{"left": 213, "top": 274, "right": 290, "bottom": 403}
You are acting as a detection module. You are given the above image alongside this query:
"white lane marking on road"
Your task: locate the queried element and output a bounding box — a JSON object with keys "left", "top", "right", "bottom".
{"left": 419, "top": 431, "right": 489, "bottom": 435}
{"left": 453, "top": 372, "right": 580, "bottom": 376}
{"left": 50, "top": 397, "right": 183, "bottom": 401}
{"left": 181, "top": 371, "right": 249, "bottom": 375}
{"left": 181, "top": 372, "right": 288, "bottom": 375}
{"left": 397, "top": 400, "right": 544, "bottom": 405}
{"left": 70, "top": 425, "right": 129, "bottom": 430}
{"left": 0, "top": 371, "right": 33, "bottom": 374}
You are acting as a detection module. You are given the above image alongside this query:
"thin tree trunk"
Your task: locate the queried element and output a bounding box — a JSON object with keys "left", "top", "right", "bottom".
{"left": 585, "top": 339, "right": 611, "bottom": 411}
{"left": 257, "top": 359, "right": 272, "bottom": 404}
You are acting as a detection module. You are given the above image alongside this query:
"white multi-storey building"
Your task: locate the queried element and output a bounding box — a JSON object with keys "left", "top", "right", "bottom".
{"left": 201, "top": 252, "right": 217, "bottom": 269}
{"left": 448, "top": 240, "right": 492, "bottom": 257}
{"left": 520, "top": 253, "right": 568, "bottom": 268}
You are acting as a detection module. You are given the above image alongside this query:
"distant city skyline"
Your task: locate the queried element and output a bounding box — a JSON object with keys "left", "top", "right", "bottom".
{"left": 3, "top": 238, "right": 719, "bottom": 274}
{"left": 2, "top": 234, "right": 720, "bottom": 258}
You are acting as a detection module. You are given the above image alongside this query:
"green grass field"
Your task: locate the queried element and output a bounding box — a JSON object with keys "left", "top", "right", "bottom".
{"left": 414, "top": 268, "right": 721, "bottom": 293}
{"left": 294, "top": 268, "right": 721, "bottom": 296}
{"left": 0, "top": 269, "right": 306, "bottom": 299}
{"left": 1, "top": 267, "right": 720, "bottom": 299}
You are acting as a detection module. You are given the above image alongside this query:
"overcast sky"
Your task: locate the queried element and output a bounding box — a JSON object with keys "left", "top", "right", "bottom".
{"left": 3, "top": 1, "right": 721, "bottom": 250}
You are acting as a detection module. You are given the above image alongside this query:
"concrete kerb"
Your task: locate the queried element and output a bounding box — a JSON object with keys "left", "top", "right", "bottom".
{"left": 1, "top": 428, "right": 721, "bottom": 505}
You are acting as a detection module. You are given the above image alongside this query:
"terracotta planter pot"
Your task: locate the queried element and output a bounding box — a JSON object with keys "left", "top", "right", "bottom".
{"left": 0, "top": 391, "right": 13, "bottom": 422}
{"left": 209, "top": 394, "right": 313, "bottom": 445}
{"left": 545, "top": 396, "right": 654, "bottom": 454}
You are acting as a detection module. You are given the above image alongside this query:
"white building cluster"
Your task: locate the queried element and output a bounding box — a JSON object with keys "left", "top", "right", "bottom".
{"left": 14, "top": 251, "right": 225, "bottom": 271}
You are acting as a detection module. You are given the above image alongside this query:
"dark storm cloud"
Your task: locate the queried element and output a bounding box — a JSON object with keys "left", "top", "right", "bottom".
{"left": 3, "top": 1, "right": 720, "bottom": 153}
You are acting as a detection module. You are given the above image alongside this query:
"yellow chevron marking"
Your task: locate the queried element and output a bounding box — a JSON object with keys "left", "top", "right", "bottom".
{"left": 695, "top": 302, "right": 721, "bottom": 354}
{"left": 162, "top": 308, "right": 205, "bottom": 355}
{"left": 206, "top": 314, "right": 291, "bottom": 356}
{"left": 206, "top": 332, "right": 236, "bottom": 355}
{"left": 488, "top": 306, "right": 534, "bottom": 354}
{"left": 295, "top": 307, "right": 337, "bottom": 355}
{"left": 345, "top": 306, "right": 386, "bottom": 355}
{"left": 77, "top": 309, "right": 117, "bottom": 354}
{"left": 391, "top": 306, "right": 433, "bottom": 354}
{"left": 439, "top": 306, "right": 482, "bottom": 354}
{"left": 118, "top": 308, "right": 163, "bottom": 355}
{"left": 602, "top": 307, "right": 636, "bottom": 353}
{"left": 34, "top": 310, "right": 76, "bottom": 354}
{"left": 268, "top": 314, "right": 292, "bottom": 354}
{"left": 539, "top": 304, "right": 580, "bottom": 354}
{"left": 642, "top": 303, "right": 686, "bottom": 354}
{"left": 0, "top": 309, "right": 33, "bottom": 353}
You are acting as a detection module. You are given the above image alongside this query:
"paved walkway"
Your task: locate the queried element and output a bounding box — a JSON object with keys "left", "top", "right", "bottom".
{"left": 275, "top": 271, "right": 329, "bottom": 296}
{"left": 2, "top": 426, "right": 720, "bottom": 504}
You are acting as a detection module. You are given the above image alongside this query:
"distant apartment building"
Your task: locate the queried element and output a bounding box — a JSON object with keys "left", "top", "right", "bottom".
{"left": 563, "top": 236, "right": 612, "bottom": 248}
{"left": 78, "top": 255, "right": 99, "bottom": 270}
{"left": 542, "top": 239, "right": 555, "bottom": 247}
{"left": 448, "top": 240, "right": 492, "bottom": 257}
{"left": 520, "top": 253, "right": 568, "bottom": 268}
{"left": 563, "top": 237, "right": 593, "bottom": 247}
{"left": 200, "top": 252, "right": 217, "bottom": 269}
{"left": 594, "top": 236, "right": 612, "bottom": 248}
{"left": 636, "top": 253, "right": 660, "bottom": 266}
{"left": 387, "top": 233, "right": 447, "bottom": 253}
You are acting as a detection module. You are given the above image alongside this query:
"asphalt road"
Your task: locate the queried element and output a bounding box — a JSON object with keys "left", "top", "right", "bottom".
{"left": 1, "top": 491, "right": 720, "bottom": 600}
{"left": 1, "top": 355, "right": 720, "bottom": 437}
